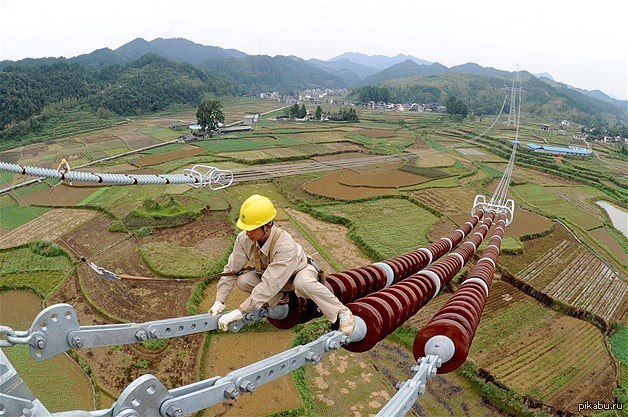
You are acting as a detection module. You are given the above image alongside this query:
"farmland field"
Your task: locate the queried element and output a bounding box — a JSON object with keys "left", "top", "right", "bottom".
{"left": 311, "top": 198, "right": 439, "bottom": 259}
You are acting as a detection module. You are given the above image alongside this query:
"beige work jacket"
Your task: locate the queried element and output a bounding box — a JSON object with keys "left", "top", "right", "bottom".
{"left": 216, "top": 227, "right": 308, "bottom": 312}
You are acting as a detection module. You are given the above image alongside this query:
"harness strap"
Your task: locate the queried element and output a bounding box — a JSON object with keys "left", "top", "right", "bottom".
{"left": 253, "top": 227, "right": 284, "bottom": 272}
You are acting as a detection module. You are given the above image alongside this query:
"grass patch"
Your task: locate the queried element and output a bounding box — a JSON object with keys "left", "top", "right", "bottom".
{"left": 140, "top": 126, "right": 180, "bottom": 141}
{"left": 610, "top": 326, "right": 628, "bottom": 364}
{"left": 0, "top": 203, "right": 51, "bottom": 230}
{"left": 77, "top": 187, "right": 109, "bottom": 206}
{"left": 123, "top": 195, "right": 204, "bottom": 228}
{"left": 139, "top": 242, "right": 223, "bottom": 278}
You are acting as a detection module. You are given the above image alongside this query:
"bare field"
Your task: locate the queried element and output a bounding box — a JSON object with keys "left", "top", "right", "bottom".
{"left": 20, "top": 184, "right": 98, "bottom": 207}
{"left": 0, "top": 208, "right": 99, "bottom": 249}
{"left": 286, "top": 208, "right": 372, "bottom": 270}
{"left": 114, "top": 132, "right": 162, "bottom": 150}
{"left": 590, "top": 227, "right": 626, "bottom": 261}
{"left": 416, "top": 154, "right": 456, "bottom": 168}
{"left": 339, "top": 170, "right": 429, "bottom": 188}
{"left": 305, "top": 170, "right": 395, "bottom": 200}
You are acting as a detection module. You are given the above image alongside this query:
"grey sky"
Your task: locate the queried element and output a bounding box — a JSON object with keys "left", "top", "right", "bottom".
{"left": 1, "top": 0, "right": 626, "bottom": 100}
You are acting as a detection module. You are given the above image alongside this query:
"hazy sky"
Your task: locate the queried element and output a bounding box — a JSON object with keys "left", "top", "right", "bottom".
{"left": 1, "top": 0, "right": 626, "bottom": 99}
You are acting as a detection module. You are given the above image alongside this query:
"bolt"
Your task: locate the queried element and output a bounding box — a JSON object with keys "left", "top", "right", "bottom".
{"left": 21, "top": 407, "right": 35, "bottom": 417}
{"left": 395, "top": 382, "right": 403, "bottom": 390}
{"left": 70, "top": 335, "right": 84, "bottom": 349}
{"left": 305, "top": 352, "right": 321, "bottom": 364}
{"left": 165, "top": 405, "right": 184, "bottom": 417}
{"left": 224, "top": 385, "right": 240, "bottom": 400}
{"left": 328, "top": 341, "right": 341, "bottom": 350}
{"left": 418, "top": 384, "right": 426, "bottom": 395}
{"left": 239, "top": 379, "right": 255, "bottom": 393}
{"left": 34, "top": 335, "right": 46, "bottom": 349}
{"left": 149, "top": 329, "right": 161, "bottom": 339}
{"left": 135, "top": 330, "right": 148, "bottom": 341}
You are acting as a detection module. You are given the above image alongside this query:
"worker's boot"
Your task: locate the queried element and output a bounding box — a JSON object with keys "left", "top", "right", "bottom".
{"left": 338, "top": 307, "right": 355, "bottom": 335}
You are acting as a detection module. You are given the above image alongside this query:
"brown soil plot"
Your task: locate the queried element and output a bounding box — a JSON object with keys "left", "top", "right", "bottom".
{"left": 133, "top": 146, "right": 205, "bottom": 167}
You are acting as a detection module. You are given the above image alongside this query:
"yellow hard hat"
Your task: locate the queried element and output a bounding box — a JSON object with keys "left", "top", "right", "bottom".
{"left": 236, "top": 194, "right": 277, "bottom": 231}
{"left": 61, "top": 158, "right": 67, "bottom": 164}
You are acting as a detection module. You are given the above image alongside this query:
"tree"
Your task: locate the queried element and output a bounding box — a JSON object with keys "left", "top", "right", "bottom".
{"left": 196, "top": 99, "right": 224, "bottom": 137}
{"left": 315, "top": 106, "right": 322, "bottom": 120}
{"left": 298, "top": 104, "right": 307, "bottom": 118}
{"left": 288, "top": 103, "right": 300, "bottom": 118}
{"left": 445, "top": 95, "right": 468, "bottom": 118}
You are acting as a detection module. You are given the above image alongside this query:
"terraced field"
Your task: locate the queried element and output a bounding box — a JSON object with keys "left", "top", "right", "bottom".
{"left": 517, "top": 240, "right": 627, "bottom": 322}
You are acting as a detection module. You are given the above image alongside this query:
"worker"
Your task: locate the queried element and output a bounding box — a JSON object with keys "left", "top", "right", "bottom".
{"left": 56, "top": 158, "right": 72, "bottom": 185}
{"left": 209, "top": 194, "right": 355, "bottom": 334}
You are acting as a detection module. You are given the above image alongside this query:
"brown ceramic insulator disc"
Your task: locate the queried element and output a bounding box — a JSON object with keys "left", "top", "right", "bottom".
{"left": 359, "top": 267, "right": 380, "bottom": 295}
{"left": 384, "top": 259, "right": 403, "bottom": 281}
{"left": 363, "top": 265, "right": 387, "bottom": 292}
{"left": 345, "top": 269, "right": 370, "bottom": 298}
{"left": 360, "top": 296, "right": 396, "bottom": 335}
{"left": 325, "top": 276, "right": 344, "bottom": 299}
{"left": 445, "top": 296, "right": 482, "bottom": 319}
{"left": 406, "top": 277, "right": 433, "bottom": 305}
{"left": 382, "top": 286, "right": 413, "bottom": 321}
{"left": 397, "top": 280, "right": 428, "bottom": 316}
{"left": 267, "top": 292, "right": 308, "bottom": 330}
{"left": 369, "top": 291, "right": 405, "bottom": 329}
{"left": 336, "top": 273, "right": 359, "bottom": 302}
{"left": 394, "top": 282, "right": 422, "bottom": 320}
{"left": 393, "top": 256, "right": 411, "bottom": 278}
{"left": 430, "top": 309, "right": 475, "bottom": 338}
{"left": 413, "top": 319, "right": 470, "bottom": 374}
{"left": 342, "top": 301, "right": 386, "bottom": 353}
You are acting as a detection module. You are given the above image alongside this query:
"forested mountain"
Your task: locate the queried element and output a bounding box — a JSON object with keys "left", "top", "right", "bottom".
{"left": 309, "top": 58, "right": 379, "bottom": 80}
{"left": 199, "top": 55, "right": 346, "bottom": 94}
{"left": 538, "top": 77, "right": 627, "bottom": 111}
{"left": 0, "top": 54, "right": 235, "bottom": 132}
{"left": 351, "top": 72, "right": 628, "bottom": 125}
{"left": 115, "top": 38, "right": 246, "bottom": 66}
{"left": 0, "top": 38, "right": 247, "bottom": 72}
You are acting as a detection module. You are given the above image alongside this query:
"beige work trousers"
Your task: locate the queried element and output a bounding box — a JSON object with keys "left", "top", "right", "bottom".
{"left": 236, "top": 264, "right": 345, "bottom": 322}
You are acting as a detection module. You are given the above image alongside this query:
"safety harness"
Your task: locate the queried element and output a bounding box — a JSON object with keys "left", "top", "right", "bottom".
{"left": 251, "top": 227, "right": 325, "bottom": 282}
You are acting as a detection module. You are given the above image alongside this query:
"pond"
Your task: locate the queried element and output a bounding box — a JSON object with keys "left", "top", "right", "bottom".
{"left": 596, "top": 200, "right": 627, "bottom": 237}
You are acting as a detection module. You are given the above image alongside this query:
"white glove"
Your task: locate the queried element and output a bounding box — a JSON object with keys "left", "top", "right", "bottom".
{"left": 218, "top": 309, "right": 243, "bottom": 331}
{"left": 208, "top": 300, "right": 225, "bottom": 316}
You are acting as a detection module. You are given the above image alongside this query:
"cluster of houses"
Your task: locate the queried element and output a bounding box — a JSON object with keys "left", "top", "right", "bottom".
{"left": 256, "top": 88, "right": 350, "bottom": 106}
{"left": 364, "top": 101, "right": 447, "bottom": 113}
